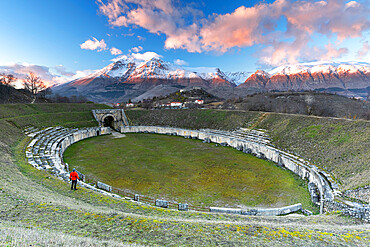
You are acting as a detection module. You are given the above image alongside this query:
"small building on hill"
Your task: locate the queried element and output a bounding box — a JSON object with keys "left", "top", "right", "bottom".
{"left": 170, "top": 102, "right": 183, "bottom": 108}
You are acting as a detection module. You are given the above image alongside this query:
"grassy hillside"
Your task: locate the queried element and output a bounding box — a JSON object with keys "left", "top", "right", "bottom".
{"left": 228, "top": 92, "right": 370, "bottom": 120}
{"left": 126, "top": 109, "right": 260, "bottom": 130}
{"left": 0, "top": 84, "right": 49, "bottom": 104}
{"left": 126, "top": 109, "right": 370, "bottom": 190}
{"left": 0, "top": 104, "right": 368, "bottom": 246}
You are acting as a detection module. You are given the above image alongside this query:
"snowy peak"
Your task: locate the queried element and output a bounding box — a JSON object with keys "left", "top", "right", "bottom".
{"left": 268, "top": 62, "right": 369, "bottom": 76}
{"left": 238, "top": 62, "right": 370, "bottom": 95}
{"left": 238, "top": 70, "right": 270, "bottom": 88}
{"left": 224, "top": 71, "right": 251, "bottom": 86}
{"left": 255, "top": 70, "right": 271, "bottom": 77}
{"left": 66, "top": 57, "right": 238, "bottom": 89}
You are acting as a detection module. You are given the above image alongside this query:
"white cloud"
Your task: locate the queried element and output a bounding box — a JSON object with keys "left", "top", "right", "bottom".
{"left": 72, "top": 69, "right": 99, "bottom": 80}
{"left": 80, "top": 37, "right": 107, "bottom": 52}
{"left": 131, "top": 51, "right": 162, "bottom": 61}
{"left": 130, "top": 46, "right": 143, "bottom": 53}
{"left": 110, "top": 51, "right": 162, "bottom": 62}
{"left": 110, "top": 47, "right": 123, "bottom": 55}
{"left": 53, "top": 65, "right": 74, "bottom": 77}
{"left": 174, "top": 59, "right": 188, "bottom": 66}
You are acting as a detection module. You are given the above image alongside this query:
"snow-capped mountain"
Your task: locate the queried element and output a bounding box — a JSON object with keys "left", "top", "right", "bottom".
{"left": 224, "top": 71, "right": 251, "bottom": 86}
{"left": 52, "top": 57, "right": 235, "bottom": 102}
{"left": 70, "top": 57, "right": 235, "bottom": 87}
{"left": 238, "top": 62, "right": 370, "bottom": 97}
{"left": 238, "top": 70, "right": 271, "bottom": 88}
{"left": 52, "top": 59, "right": 369, "bottom": 102}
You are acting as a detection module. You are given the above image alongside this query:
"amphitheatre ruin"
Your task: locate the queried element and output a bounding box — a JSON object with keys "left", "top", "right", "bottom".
{"left": 1, "top": 104, "right": 369, "bottom": 246}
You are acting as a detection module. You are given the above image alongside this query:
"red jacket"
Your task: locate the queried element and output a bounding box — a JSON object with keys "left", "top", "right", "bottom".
{"left": 70, "top": 171, "right": 79, "bottom": 181}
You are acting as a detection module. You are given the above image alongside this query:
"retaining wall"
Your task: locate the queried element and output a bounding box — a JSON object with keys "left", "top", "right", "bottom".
{"left": 210, "top": 203, "right": 302, "bottom": 216}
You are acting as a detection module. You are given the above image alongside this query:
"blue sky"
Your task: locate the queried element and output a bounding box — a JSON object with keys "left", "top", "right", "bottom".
{"left": 0, "top": 0, "right": 369, "bottom": 85}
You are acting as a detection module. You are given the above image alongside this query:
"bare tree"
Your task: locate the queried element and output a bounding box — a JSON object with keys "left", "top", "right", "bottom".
{"left": 23, "top": 72, "right": 46, "bottom": 95}
{"left": 0, "top": 73, "right": 16, "bottom": 86}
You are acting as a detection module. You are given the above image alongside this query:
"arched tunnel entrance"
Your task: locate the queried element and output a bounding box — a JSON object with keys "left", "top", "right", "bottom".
{"left": 103, "top": 116, "right": 115, "bottom": 128}
{"left": 92, "top": 109, "right": 129, "bottom": 131}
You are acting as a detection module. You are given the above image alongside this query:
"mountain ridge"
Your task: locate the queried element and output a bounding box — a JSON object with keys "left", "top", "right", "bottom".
{"left": 52, "top": 59, "right": 370, "bottom": 102}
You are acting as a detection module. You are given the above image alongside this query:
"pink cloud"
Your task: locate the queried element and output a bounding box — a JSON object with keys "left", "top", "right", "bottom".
{"left": 80, "top": 37, "right": 107, "bottom": 51}
{"left": 357, "top": 41, "right": 370, "bottom": 59}
{"left": 97, "top": 0, "right": 370, "bottom": 66}
{"left": 0, "top": 63, "right": 72, "bottom": 88}
{"left": 320, "top": 43, "right": 349, "bottom": 60}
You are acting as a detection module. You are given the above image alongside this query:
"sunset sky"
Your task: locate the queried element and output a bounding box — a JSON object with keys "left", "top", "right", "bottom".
{"left": 0, "top": 0, "right": 369, "bottom": 85}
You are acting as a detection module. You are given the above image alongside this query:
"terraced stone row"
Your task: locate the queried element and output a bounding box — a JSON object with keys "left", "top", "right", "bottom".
{"left": 201, "top": 128, "right": 272, "bottom": 146}
{"left": 25, "top": 127, "right": 79, "bottom": 175}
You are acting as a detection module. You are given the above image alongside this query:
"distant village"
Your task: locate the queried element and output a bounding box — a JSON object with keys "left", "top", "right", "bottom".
{"left": 110, "top": 87, "right": 221, "bottom": 109}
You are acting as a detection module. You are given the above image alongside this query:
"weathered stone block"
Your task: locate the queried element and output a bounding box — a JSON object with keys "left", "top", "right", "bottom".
{"left": 134, "top": 194, "right": 140, "bottom": 201}
{"left": 97, "top": 181, "right": 112, "bottom": 192}
{"left": 155, "top": 199, "right": 169, "bottom": 208}
{"left": 178, "top": 203, "right": 188, "bottom": 211}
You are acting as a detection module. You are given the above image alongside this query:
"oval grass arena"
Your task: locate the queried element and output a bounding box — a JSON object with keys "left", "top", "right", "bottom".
{"left": 64, "top": 133, "right": 314, "bottom": 209}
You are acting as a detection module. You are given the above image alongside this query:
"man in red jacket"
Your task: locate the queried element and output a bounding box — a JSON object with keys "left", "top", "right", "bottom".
{"left": 69, "top": 168, "right": 79, "bottom": 190}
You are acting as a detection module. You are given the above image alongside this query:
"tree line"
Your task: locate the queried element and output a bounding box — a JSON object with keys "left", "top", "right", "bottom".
{"left": 0, "top": 72, "right": 47, "bottom": 95}
{"left": 0, "top": 72, "right": 88, "bottom": 103}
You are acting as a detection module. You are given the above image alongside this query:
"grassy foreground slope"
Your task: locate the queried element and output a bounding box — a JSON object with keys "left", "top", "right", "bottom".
{"left": 0, "top": 104, "right": 368, "bottom": 246}
{"left": 126, "top": 109, "right": 370, "bottom": 190}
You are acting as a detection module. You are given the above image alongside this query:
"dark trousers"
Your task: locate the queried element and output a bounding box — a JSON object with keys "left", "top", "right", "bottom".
{"left": 71, "top": 180, "right": 77, "bottom": 190}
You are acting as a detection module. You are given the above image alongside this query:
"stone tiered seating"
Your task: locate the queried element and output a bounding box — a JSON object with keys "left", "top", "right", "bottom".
{"left": 25, "top": 126, "right": 111, "bottom": 179}
{"left": 25, "top": 127, "right": 77, "bottom": 172}
{"left": 200, "top": 128, "right": 272, "bottom": 146}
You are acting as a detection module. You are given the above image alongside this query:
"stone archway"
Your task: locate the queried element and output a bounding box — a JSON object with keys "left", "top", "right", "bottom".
{"left": 92, "top": 109, "right": 129, "bottom": 131}
{"left": 102, "top": 115, "right": 115, "bottom": 128}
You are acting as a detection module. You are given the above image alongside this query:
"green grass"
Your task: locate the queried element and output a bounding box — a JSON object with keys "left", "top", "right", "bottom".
{"left": 126, "top": 109, "right": 259, "bottom": 130}
{"left": 257, "top": 114, "right": 370, "bottom": 190}
{"left": 300, "top": 125, "right": 322, "bottom": 139}
{"left": 127, "top": 109, "right": 370, "bottom": 190}
{"left": 64, "top": 133, "right": 315, "bottom": 211}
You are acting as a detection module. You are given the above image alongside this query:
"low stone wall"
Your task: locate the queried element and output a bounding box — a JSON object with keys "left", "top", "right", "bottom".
{"left": 324, "top": 200, "right": 370, "bottom": 223}
{"left": 344, "top": 186, "right": 370, "bottom": 204}
{"left": 120, "top": 126, "right": 335, "bottom": 213}
{"left": 210, "top": 203, "right": 302, "bottom": 216}
{"left": 97, "top": 181, "right": 112, "bottom": 192}
{"left": 57, "top": 127, "right": 111, "bottom": 180}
